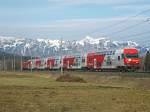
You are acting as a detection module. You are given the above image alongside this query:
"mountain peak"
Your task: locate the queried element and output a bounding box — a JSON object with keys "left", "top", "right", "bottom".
{"left": 0, "top": 36, "right": 147, "bottom": 57}
{"left": 78, "top": 36, "right": 106, "bottom": 45}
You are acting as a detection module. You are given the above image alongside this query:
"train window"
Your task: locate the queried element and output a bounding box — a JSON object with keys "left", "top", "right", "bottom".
{"left": 82, "top": 58, "right": 85, "bottom": 62}
{"left": 118, "top": 56, "right": 120, "bottom": 61}
{"left": 121, "top": 54, "right": 124, "bottom": 59}
{"left": 106, "top": 56, "right": 112, "bottom": 65}
{"left": 126, "top": 54, "right": 138, "bottom": 58}
{"left": 76, "top": 59, "right": 78, "bottom": 62}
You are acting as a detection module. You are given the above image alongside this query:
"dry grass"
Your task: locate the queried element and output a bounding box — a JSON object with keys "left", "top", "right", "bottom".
{"left": 0, "top": 71, "right": 150, "bottom": 112}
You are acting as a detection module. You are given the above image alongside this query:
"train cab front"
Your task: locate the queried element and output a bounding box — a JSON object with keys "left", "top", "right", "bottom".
{"left": 123, "top": 48, "right": 140, "bottom": 70}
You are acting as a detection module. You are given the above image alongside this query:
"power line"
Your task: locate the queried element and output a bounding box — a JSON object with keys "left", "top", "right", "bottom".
{"left": 123, "top": 31, "right": 150, "bottom": 37}
{"left": 91, "top": 17, "right": 150, "bottom": 40}
{"left": 121, "top": 30, "right": 150, "bottom": 41}
{"left": 108, "top": 19, "right": 149, "bottom": 36}
{"left": 88, "top": 8, "right": 150, "bottom": 36}
{"left": 107, "top": 8, "right": 150, "bottom": 28}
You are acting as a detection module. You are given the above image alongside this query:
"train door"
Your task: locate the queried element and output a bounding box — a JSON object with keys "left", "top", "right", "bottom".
{"left": 73, "top": 56, "right": 82, "bottom": 69}
{"left": 115, "top": 49, "right": 124, "bottom": 67}
{"left": 32, "top": 59, "right": 36, "bottom": 69}
{"left": 27, "top": 60, "right": 33, "bottom": 69}
{"left": 94, "top": 58, "right": 97, "bottom": 69}
{"left": 106, "top": 56, "right": 112, "bottom": 66}
{"left": 67, "top": 60, "right": 70, "bottom": 69}
{"left": 82, "top": 57, "right": 85, "bottom": 67}
{"left": 77, "top": 56, "right": 82, "bottom": 69}
{"left": 47, "top": 58, "right": 55, "bottom": 70}
{"left": 101, "top": 53, "right": 116, "bottom": 69}
{"left": 40, "top": 58, "right": 46, "bottom": 70}
{"left": 35, "top": 59, "right": 41, "bottom": 69}
{"left": 81, "top": 55, "right": 87, "bottom": 70}
{"left": 54, "top": 58, "right": 61, "bottom": 69}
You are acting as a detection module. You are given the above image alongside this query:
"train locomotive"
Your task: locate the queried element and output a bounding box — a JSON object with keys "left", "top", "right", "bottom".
{"left": 23, "top": 48, "right": 141, "bottom": 72}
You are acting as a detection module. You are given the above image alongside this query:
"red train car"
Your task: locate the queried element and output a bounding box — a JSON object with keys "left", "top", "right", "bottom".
{"left": 22, "top": 48, "right": 141, "bottom": 72}
{"left": 22, "top": 62, "right": 28, "bottom": 70}
{"left": 46, "top": 58, "right": 55, "bottom": 69}
{"left": 35, "top": 57, "right": 41, "bottom": 69}
{"left": 123, "top": 48, "right": 140, "bottom": 69}
{"left": 84, "top": 48, "right": 140, "bottom": 71}
{"left": 23, "top": 60, "right": 32, "bottom": 70}
{"left": 63, "top": 56, "right": 75, "bottom": 70}
{"left": 86, "top": 53, "right": 105, "bottom": 70}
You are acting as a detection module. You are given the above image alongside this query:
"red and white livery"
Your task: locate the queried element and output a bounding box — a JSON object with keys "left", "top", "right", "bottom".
{"left": 23, "top": 48, "right": 140, "bottom": 71}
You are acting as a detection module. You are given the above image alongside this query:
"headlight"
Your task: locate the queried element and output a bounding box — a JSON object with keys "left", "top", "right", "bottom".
{"left": 136, "top": 61, "right": 139, "bottom": 64}
{"left": 128, "top": 59, "right": 131, "bottom": 62}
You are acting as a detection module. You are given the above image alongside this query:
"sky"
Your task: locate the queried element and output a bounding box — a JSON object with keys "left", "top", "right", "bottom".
{"left": 0, "top": 0, "right": 150, "bottom": 44}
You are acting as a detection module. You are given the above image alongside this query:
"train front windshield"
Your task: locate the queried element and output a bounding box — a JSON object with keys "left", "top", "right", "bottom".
{"left": 126, "top": 54, "right": 139, "bottom": 58}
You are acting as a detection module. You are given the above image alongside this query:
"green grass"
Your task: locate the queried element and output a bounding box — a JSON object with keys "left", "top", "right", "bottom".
{"left": 0, "top": 71, "right": 150, "bottom": 112}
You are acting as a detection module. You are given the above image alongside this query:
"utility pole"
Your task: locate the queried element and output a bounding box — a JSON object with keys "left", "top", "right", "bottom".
{"left": 21, "top": 55, "right": 23, "bottom": 72}
{"left": 12, "top": 55, "right": 14, "bottom": 71}
{"left": 14, "top": 54, "right": 15, "bottom": 72}
{"left": 29, "top": 49, "right": 33, "bottom": 72}
{"left": 31, "top": 55, "right": 32, "bottom": 72}
{"left": 60, "top": 38, "right": 63, "bottom": 75}
{"left": 3, "top": 53, "right": 5, "bottom": 71}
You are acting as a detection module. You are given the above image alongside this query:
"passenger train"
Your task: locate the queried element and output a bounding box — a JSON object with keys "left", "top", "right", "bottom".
{"left": 23, "top": 48, "right": 141, "bottom": 72}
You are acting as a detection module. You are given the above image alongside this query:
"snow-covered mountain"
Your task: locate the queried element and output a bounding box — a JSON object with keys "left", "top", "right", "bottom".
{"left": 0, "top": 36, "right": 148, "bottom": 57}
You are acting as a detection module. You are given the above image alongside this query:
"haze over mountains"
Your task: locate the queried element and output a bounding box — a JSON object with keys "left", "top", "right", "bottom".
{"left": 0, "top": 36, "right": 148, "bottom": 57}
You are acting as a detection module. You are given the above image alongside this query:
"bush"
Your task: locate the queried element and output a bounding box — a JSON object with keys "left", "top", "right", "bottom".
{"left": 144, "top": 51, "right": 150, "bottom": 71}
{"left": 56, "top": 74, "right": 86, "bottom": 83}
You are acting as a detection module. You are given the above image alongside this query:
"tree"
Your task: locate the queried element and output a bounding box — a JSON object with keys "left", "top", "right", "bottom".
{"left": 0, "top": 51, "right": 31, "bottom": 71}
{"left": 144, "top": 51, "right": 150, "bottom": 71}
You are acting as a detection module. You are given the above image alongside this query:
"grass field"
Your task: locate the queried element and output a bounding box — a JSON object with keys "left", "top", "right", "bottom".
{"left": 0, "top": 71, "right": 150, "bottom": 112}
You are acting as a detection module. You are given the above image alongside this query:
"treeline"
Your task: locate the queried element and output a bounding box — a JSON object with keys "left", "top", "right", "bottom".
{"left": 144, "top": 51, "right": 150, "bottom": 71}
{"left": 0, "top": 51, "right": 31, "bottom": 71}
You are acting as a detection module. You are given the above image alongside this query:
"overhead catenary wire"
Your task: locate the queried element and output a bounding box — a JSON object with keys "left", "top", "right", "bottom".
{"left": 119, "top": 30, "right": 150, "bottom": 41}
{"left": 105, "top": 8, "right": 150, "bottom": 28}
{"left": 108, "top": 19, "right": 149, "bottom": 36}
{"left": 88, "top": 8, "right": 150, "bottom": 36}
{"left": 91, "top": 17, "right": 150, "bottom": 41}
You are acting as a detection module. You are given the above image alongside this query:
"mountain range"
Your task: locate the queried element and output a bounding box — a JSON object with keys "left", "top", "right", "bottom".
{"left": 0, "top": 36, "right": 149, "bottom": 57}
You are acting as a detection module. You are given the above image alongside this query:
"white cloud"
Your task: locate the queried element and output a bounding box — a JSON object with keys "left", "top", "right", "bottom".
{"left": 0, "top": 17, "right": 148, "bottom": 31}
{"left": 0, "top": 16, "right": 149, "bottom": 41}
{"left": 114, "top": 4, "right": 150, "bottom": 13}
{"left": 46, "top": 16, "right": 148, "bottom": 29}
{"left": 48, "top": 0, "right": 150, "bottom": 6}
